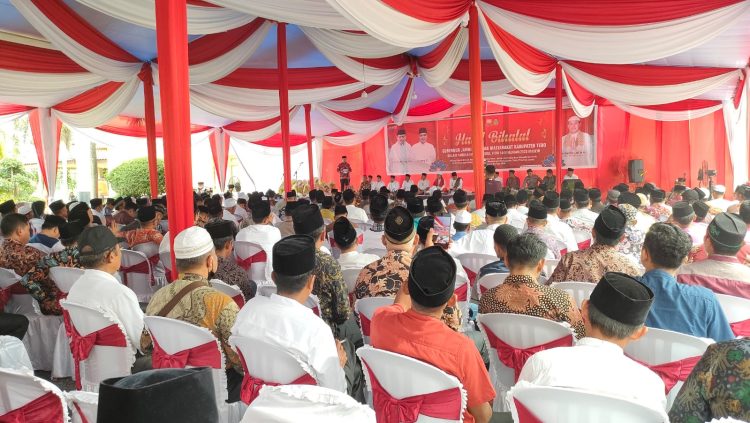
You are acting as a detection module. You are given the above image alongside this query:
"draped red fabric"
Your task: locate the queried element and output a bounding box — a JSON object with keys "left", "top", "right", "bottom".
{"left": 53, "top": 81, "right": 124, "bottom": 114}
{"left": 565, "top": 61, "right": 736, "bottom": 86}
{"left": 31, "top": 0, "right": 139, "bottom": 63}
{"left": 630, "top": 356, "right": 701, "bottom": 394}
{"left": 151, "top": 337, "right": 223, "bottom": 370}
{"left": 0, "top": 104, "right": 33, "bottom": 116}
{"left": 638, "top": 99, "right": 722, "bottom": 111}
{"left": 119, "top": 260, "right": 152, "bottom": 286}
{"left": 469, "top": 5, "right": 485, "bottom": 209}
{"left": 380, "top": 0, "right": 471, "bottom": 23}
{"left": 224, "top": 116, "right": 281, "bottom": 132}
{"left": 513, "top": 398, "right": 543, "bottom": 423}
{"left": 235, "top": 250, "right": 267, "bottom": 271}
{"left": 139, "top": 64, "right": 159, "bottom": 198}
{"left": 333, "top": 85, "right": 381, "bottom": 101}
{"left": 463, "top": 266, "right": 477, "bottom": 286}
{"left": 563, "top": 70, "right": 596, "bottom": 106}
{"left": 359, "top": 313, "right": 372, "bottom": 337}
{"left": 733, "top": 70, "right": 746, "bottom": 109}
{"left": 64, "top": 310, "right": 128, "bottom": 390}
{"left": 730, "top": 318, "right": 750, "bottom": 337}
{"left": 482, "top": 325, "right": 573, "bottom": 382}
{"left": 482, "top": 0, "right": 742, "bottom": 25}
{"left": 72, "top": 402, "right": 90, "bottom": 423}
{"left": 330, "top": 108, "right": 392, "bottom": 121}
{"left": 278, "top": 22, "right": 293, "bottom": 193}
{"left": 482, "top": 13, "right": 557, "bottom": 74}
{"left": 408, "top": 99, "right": 455, "bottom": 116}
{"left": 209, "top": 129, "right": 230, "bottom": 192}
{"left": 451, "top": 60, "right": 505, "bottom": 82}
{"left": 0, "top": 391, "right": 65, "bottom": 423}
{"left": 215, "top": 67, "right": 357, "bottom": 89}
{"left": 237, "top": 350, "right": 316, "bottom": 405}
{"left": 28, "top": 109, "right": 62, "bottom": 196}
{"left": 351, "top": 55, "right": 409, "bottom": 70}
{"left": 418, "top": 27, "right": 461, "bottom": 70}
{"left": 392, "top": 78, "right": 415, "bottom": 116}
{"left": 96, "top": 116, "right": 210, "bottom": 137}
{"left": 252, "top": 134, "right": 309, "bottom": 148}
{"left": 454, "top": 282, "right": 468, "bottom": 302}
{"left": 187, "top": 18, "right": 266, "bottom": 65}
{"left": 363, "top": 363, "right": 463, "bottom": 422}
{"left": 0, "top": 40, "right": 86, "bottom": 73}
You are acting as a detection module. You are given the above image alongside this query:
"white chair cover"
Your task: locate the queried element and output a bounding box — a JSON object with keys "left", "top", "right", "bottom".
{"left": 354, "top": 297, "right": 394, "bottom": 345}
{"left": 477, "top": 273, "right": 510, "bottom": 300}
{"left": 241, "top": 385, "right": 375, "bottom": 423}
{"left": 454, "top": 272, "right": 471, "bottom": 331}
{"left": 234, "top": 241, "right": 270, "bottom": 283}
{"left": 714, "top": 294, "right": 750, "bottom": 336}
{"left": 49, "top": 267, "right": 84, "bottom": 379}
{"left": 542, "top": 259, "right": 560, "bottom": 278}
{"left": 118, "top": 249, "right": 154, "bottom": 302}
{"left": 60, "top": 301, "right": 134, "bottom": 392}
{"left": 342, "top": 268, "right": 362, "bottom": 299}
{"left": 49, "top": 267, "right": 85, "bottom": 293}
{"left": 210, "top": 279, "right": 244, "bottom": 306}
{"left": 230, "top": 335, "right": 315, "bottom": 387}
{"left": 478, "top": 313, "right": 574, "bottom": 412}
{"left": 363, "top": 248, "right": 387, "bottom": 258}
{"left": 356, "top": 346, "right": 467, "bottom": 423}
{"left": 549, "top": 281, "right": 595, "bottom": 309}
{"left": 457, "top": 253, "right": 497, "bottom": 278}
{"left": 508, "top": 384, "right": 667, "bottom": 422}
{"left": 0, "top": 268, "right": 37, "bottom": 315}
{"left": 0, "top": 335, "right": 33, "bottom": 371}
{"left": 623, "top": 327, "right": 713, "bottom": 410}
{"left": 64, "top": 391, "right": 98, "bottom": 423}
{"left": 0, "top": 367, "right": 70, "bottom": 422}
{"left": 144, "top": 316, "right": 233, "bottom": 423}
{"left": 133, "top": 242, "right": 165, "bottom": 282}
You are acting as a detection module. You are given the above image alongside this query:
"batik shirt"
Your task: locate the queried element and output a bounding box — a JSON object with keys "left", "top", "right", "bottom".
{"left": 669, "top": 339, "right": 750, "bottom": 423}
{"left": 313, "top": 249, "right": 351, "bottom": 332}
{"left": 354, "top": 250, "right": 461, "bottom": 331}
{"left": 20, "top": 246, "right": 81, "bottom": 315}
{"left": 215, "top": 256, "right": 255, "bottom": 300}
{"left": 478, "top": 274, "right": 585, "bottom": 339}
{"left": 616, "top": 225, "right": 645, "bottom": 265}
{"left": 0, "top": 239, "right": 62, "bottom": 315}
{"left": 548, "top": 243, "right": 641, "bottom": 284}
{"left": 123, "top": 228, "right": 163, "bottom": 248}
{"left": 142, "top": 273, "right": 241, "bottom": 371}
{"left": 524, "top": 226, "right": 564, "bottom": 259}
{"left": 647, "top": 203, "right": 672, "bottom": 222}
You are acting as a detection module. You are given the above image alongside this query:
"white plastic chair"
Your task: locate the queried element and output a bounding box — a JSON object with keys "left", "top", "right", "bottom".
{"left": 234, "top": 241, "right": 270, "bottom": 283}
{"left": 0, "top": 267, "right": 37, "bottom": 315}
{"left": 49, "top": 267, "right": 85, "bottom": 293}
{"left": 342, "top": 268, "right": 363, "bottom": 307}
{"left": 624, "top": 327, "right": 713, "bottom": 410}
{"left": 60, "top": 301, "right": 134, "bottom": 393}
{"left": 357, "top": 346, "right": 467, "bottom": 423}
{"left": 550, "top": 281, "right": 595, "bottom": 309}
{"left": 453, "top": 272, "right": 471, "bottom": 331}
{"left": 714, "top": 293, "right": 750, "bottom": 337}
{"left": 0, "top": 335, "right": 33, "bottom": 371}
{"left": 210, "top": 279, "right": 246, "bottom": 308}
{"left": 354, "top": 297, "right": 394, "bottom": 345}
{"left": 159, "top": 249, "right": 173, "bottom": 282}
{"left": 0, "top": 368, "right": 69, "bottom": 422}
{"left": 478, "top": 313, "right": 574, "bottom": 412}
{"left": 65, "top": 391, "right": 98, "bottom": 423}
{"left": 118, "top": 249, "right": 154, "bottom": 302}
{"left": 241, "top": 385, "right": 375, "bottom": 423}
{"left": 477, "top": 273, "right": 510, "bottom": 299}
{"left": 457, "top": 253, "right": 497, "bottom": 290}
{"left": 230, "top": 335, "right": 317, "bottom": 406}
{"left": 508, "top": 385, "right": 667, "bottom": 423}
{"left": 348, "top": 218, "right": 371, "bottom": 233}
{"left": 363, "top": 248, "right": 387, "bottom": 258}
{"left": 49, "top": 267, "right": 85, "bottom": 379}
{"left": 542, "top": 258, "right": 560, "bottom": 278}
{"left": 133, "top": 242, "right": 165, "bottom": 281}
{"left": 145, "top": 316, "right": 241, "bottom": 423}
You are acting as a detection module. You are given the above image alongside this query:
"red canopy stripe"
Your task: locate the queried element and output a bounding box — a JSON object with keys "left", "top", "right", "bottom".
{"left": 0, "top": 104, "right": 33, "bottom": 116}
{"left": 186, "top": 18, "right": 266, "bottom": 65}
{"left": 224, "top": 115, "right": 282, "bottom": 132}
{"left": 96, "top": 116, "right": 210, "bottom": 137}
{"left": 563, "top": 70, "right": 596, "bottom": 106}
{"left": 482, "top": 12, "right": 557, "bottom": 74}
{"left": 407, "top": 99, "right": 455, "bottom": 116}
{"left": 350, "top": 55, "right": 409, "bottom": 71}
{"left": 214, "top": 67, "right": 358, "bottom": 89}
{"left": 418, "top": 27, "right": 462, "bottom": 70}
{"left": 31, "top": 0, "right": 140, "bottom": 63}
{"left": 0, "top": 40, "right": 87, "bottom": 73}
{"left": 392, "top": 77, "right": 415, "bottom": 116}
{"left": 252, "top": 133, "right": 309, "bottom": 148}
{"left": 482, "top": 0, "right": 743, "bottom": 25}
{"left": 451, "top": 59, "right": 506, "bottom": 82}
{"left": 327, "top": 108, "right": 392, "bottom": 121}
{"left": 565, "top": 61, "right": 737, "bottom": 86}
{"left": 332, "top": 85, "right": 381, "bottom": 101}
{"left": 53, "top": 81, "right": 124, "bottom": 114}
{"left": 638, "top": 99, "right": 722, "bottom": 111}
{"left": 380, "top": 0, "right": 471, "bottom": 23}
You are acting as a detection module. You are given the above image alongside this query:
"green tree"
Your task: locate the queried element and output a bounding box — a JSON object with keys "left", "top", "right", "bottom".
{"left": 106, "top": 158, "right": 165, "bottom": 197}
{"left": 0, "top": 158, "right": 37, "bottom": 201}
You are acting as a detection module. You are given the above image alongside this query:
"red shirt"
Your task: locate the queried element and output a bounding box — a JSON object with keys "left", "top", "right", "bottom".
{"left": 336, "top": 162, "right": 352, "bottom": 179}
{"left": 370, "top": 304, "right": 495, "bottom": 423}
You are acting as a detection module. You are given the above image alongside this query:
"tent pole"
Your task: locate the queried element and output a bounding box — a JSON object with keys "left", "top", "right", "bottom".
{"left": 278, "top": 23, "right": 292, "bottom": 193}
{"left": 155, "top": 0, "right": 193, "bottom": 277}
{"left": 468, "top": 4, "right": 485, "bottom": 208}
{"left": 304, "top": 104, "right": 314, "bottom": 191}
{"left": 555, "top": 64, "right": 563, "bottom": 191}
{"left": 140, "top": 64, "right": 159, "bottom": 199}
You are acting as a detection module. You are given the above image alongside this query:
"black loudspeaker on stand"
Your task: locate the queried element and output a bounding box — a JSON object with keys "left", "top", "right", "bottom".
{"left": 628, "top": 159, "right": 644, "bottom": 183}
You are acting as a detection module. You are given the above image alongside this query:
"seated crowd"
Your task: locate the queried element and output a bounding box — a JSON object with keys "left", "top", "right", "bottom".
{"left": 0, "top": 172, "right": 749, "bottom": 423}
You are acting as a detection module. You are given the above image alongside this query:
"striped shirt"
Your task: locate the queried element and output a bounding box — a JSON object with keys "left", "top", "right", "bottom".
{"left": 677, "top": 254, "right": 750, "bottom": 299}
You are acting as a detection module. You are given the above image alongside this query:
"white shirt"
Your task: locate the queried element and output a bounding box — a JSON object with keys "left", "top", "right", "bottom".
{"left": 236, "top": 224, "right": 282, "bottom": 281}
{"left": 457, "top": 223, "right": 501, "bottom": 256}
{"left": 29, "top": 218, "right": 44, "bottom": 235}
{"left": 231, "top": 294, "right": 346, "bottom": 393}
{"left": 234, "top": 206, "right": 249, "bottom": 222}
{"left": 635, "top": 211, "right": 655, "bottom": 234}
{"left": 345, "top": 205, "right": 369, "bottom": 223}
{"left": 518, "top": 205, "right": 529, "bottom": 215}
{"left": 388, "top": 142, "right": 412, "bottom": 174}
{"left": 360, "top": 229, "right": 385, "bottom": 253}
{"left": 449, "top": 177, "right": 463, "bottom": 191}
{"left": 417, "top": 179, "right": 430, "bottom": 192}
{"left": 562, "top": 174, "right": 579, "bottom": 180}
{"left": 66, "top": 269, "right": 144, "bottom": 354}
{"left": 337, "top": 251, "right": 379, "bottom": 271}
{"left": 518, "top": 337, "right": 667, "bottom": 417}
{"left": 506, "top": 208, "right": 526, "bottom": 231}
{"left": 371, "top": 181, "right": 385, "bottom": 192}
{"left": 707, "top": 197, "right": 737, "bottom": 212}
{"left": 410, "top": 142, "right": 436, "bottom": 173}
{"left": 387, "top": 181, "right": 400, "bottom": 192}
{"left": 546, "top": 215, "right": 579, "bottom": 252}
{"left": 571, "top": 207, "right": 598, "bottom": 227}
{"left": 92, "top": 209, "right": 106, "bottom": 225}
{"left": 401, "top": 180, "right": 414, "bottom": 190}
{"left": 222, "top": 209, "right": 239, "bottom": 225}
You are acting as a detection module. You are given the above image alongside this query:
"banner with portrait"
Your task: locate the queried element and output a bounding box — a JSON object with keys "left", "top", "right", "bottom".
{"left": 385, "top": 108, "right": 596, "bottom": 174}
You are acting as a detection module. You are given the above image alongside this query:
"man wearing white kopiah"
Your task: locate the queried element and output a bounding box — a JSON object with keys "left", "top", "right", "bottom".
{"left": 388, "top": 128, "right": 412, "bottom": 174}
{"left": 562, "top": 115, "right": 594, "bottom": 168}
{"left": 410, "top": 127, "right": 436, "bottom": 173}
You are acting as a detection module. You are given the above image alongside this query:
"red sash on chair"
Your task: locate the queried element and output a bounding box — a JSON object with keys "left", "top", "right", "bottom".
{"left": 577, "top": 239, "right": 592, "bottom": 250}
{"left": 730, "top": 318, "right": 750, "bottom": 337}
{"left": 454, "top": 283, "right": 468, "bottom": 302}
{"left": 360, "top": 313, "right": 372, "bottom": 337}
{"left": 147, "top": 255, "right": 161, "bottom": 286}
{"left": 462, "top": 266, "right": 477, "bottom": 286}
{"left": 482, "top": 326, "right": 573, "bottom": 382}
{"left": 630, "top": 355, "right": 701, "bottom": 394}
{"left": 237, "top": 351, "right": 316, "bottom": 405}
{"left": 363, "top": 364, "right": 462, "bottom": 423}
{"left": 236, "top": 251, "right": 267, "bottom": 271}
{"left": 0, "top": 391, "right": 64, "bottom": 422}
{"left": 0, "top": 281, "right": 27, "bottom": 311}
{"left": 231, "top": 294, "right": 245, "bottom": 308}
{"left": 119, "top": 260, "right": 151, "bottom": 287}
{"left": 72, "top": 402, "right": 90, "bottom": 423}
{"left": 513, "top": 398, "right": 543, "bottom": 423}
{"left": 63, "top": 310, "right": 127, "bottom": 390}
{"left": 151, "top": 337, "right": 222, "bottom": 370}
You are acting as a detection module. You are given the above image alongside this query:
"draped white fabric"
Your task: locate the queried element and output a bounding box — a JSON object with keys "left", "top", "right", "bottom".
{"left": 314, "top": 105, "right": 391, "bottom": 134}
{"left": 724, "top": 74, "right": 749, "bottom": 187}
{"left": 191, "top": 82, "right": 365, "bottom": 108}
{"left": 11, "top": 0, "right": 141, "bottom": 82}
{"left": 52, "top": 78, "right": 141, "bottom": 128}
{"left": 207, "top": 0, "right": 352, "bottom": 30}
{"left": 190, "top": 91, "right": 286, "bottom": 122}
{"left": 418, "top": 28, "right": 468, "bottom": 88}
{"left": 0, "top": 70, "right": 107, "bottom": 108}
{"left": 74, "top": 0, "right": 255, "bottom": 34}
{"left": 0, "top": 111, "right": 30, "bottom": 125}
{"left": 325, "top": 0, "right": 468, "bottom": 48}
{"left": 560, "top": 68, "right": 596, "bottom": 118}
{"left": 210, "top": 128, "right": 230, "bottom": 191}
{"left": 485, "top": 94, "right": 570, "bottom": 111}
{"left": 561, "top": 63, "right": 742, "bottom": 107}
{"left": 478, "top": 11, "right": 553, "bottom": 95}
{"left": 319, "top": 84, "right": 400, "bottom": 112}
{"left": 614, "top": 101, "right": 724, "bottom": 122}
{"left": 225, "top": 107, "right": 300, "bottom": 142}
{"left": 404, "top": 105, "right": 462, "bottom": 123}
{"left": 434, "top": 78, "right": 515, "bottom": 104}
{"left": 478, "top": 1, "right": 750, "bottom": 65}
{"left": 311, "top": 49, "right": 409, "bottom": 86}
{"left": 299, "top": 26, "right": 408, "bottom": 58}
{"left": 392, "top": 78, "right": 415, "bottom": 126}
{"left": 321, "top": 130, "right": 382, "bottom": 147}
{"left": 34, "top": 108, "right": 59, "bottom": 200}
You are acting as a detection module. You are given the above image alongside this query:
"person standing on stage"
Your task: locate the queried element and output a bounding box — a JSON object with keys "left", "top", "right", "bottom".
{"left": 506, "top": 170, "right": 520, "bottom": 191}
{"left": 388, "top": 128, "right": 412, "bottom": 174}
{"left": 336, "top": 156, "right": 352, "bottom": 191}
{"left": 411, "top": 127, "right": 437, "bottom": 173}
{"left": 523, "top": 169, "right": 541, "bottom": 190}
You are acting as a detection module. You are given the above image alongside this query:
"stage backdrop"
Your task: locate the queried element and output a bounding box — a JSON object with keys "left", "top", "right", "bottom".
{"left": 385, "top": 109, "right": 596, "bottom": 175}
{"left": 321, "top": 104, "right": 733, "bottom": 196}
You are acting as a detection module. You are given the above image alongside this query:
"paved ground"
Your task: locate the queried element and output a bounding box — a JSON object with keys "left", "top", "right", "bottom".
{"left": 34, "top": 370, "right": 76, "bottom": 391}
